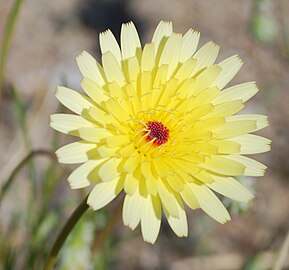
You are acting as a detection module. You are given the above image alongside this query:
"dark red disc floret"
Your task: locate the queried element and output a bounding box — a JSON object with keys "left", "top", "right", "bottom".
{"left": 145, "top": 121, "right": 169, "bottom": 145}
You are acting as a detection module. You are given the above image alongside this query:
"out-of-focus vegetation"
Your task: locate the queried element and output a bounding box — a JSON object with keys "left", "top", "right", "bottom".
{"left": 1, "top": 0, "right": 289, "bottom": 269}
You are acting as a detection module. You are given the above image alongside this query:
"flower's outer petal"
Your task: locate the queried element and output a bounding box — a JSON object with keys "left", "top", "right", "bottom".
{"left": 68, "top": 159, "right": 107, "bottom": 189}
{"left": 56, "top": 141, "right": 98, "bottom": 164}
{"left": 99, "top": 29, "right": 121, "bottom": 63}
{"left": 105, "top": 135, "right": 131, "bottom": 148}
{"left": 76, "top": 51, "right": 105, "bottom": 86}
{"left": 141, "top": 43, "right": 155, "bottom": 72}
{"left": 189, "top": 183, "right": 231, "bottom": 224}
{"left": 214, "top": 82, "right": 259, "bottom": 104}
{"left": 123, "top": 188, "right": 145, "bottom": 230}
{"left": 98, "top": 158, "right": 121, "bottom": 182}
{"left": 121, "top": 22, "right": 142, "bottom": 61}
{"left": 164, "top": 193, "right": 188, "bottom": 237}
{"left": 123, "top": 156, "right": 139, "bottom": 173}
{"left": 210, "top": 139, "right": 241, "bottom": 154}
{"left": 214, "top": 55, "right": 243, "bottom": 89}
{"left": 126, "top": 57, "right": 140, "bottom": 83}
{"left": 81, "top": 77, "right": 107, "bottom": 104}
{"left": 77, "top": 127, "right": 111, "bottom": 143}
{"left": 227, "top": 114, "right": 269, "bottom": 132}
{"left": 175, "top": 58, "right": 197, "bottom": 82}
{"left": 180, "top": 183, "right": 200, "bottom": 210}
{"left": 206, "top": 175, "right": 254, "bottom": 202}
{"left": 227, "top": 155, "right": 267, "bottom": 176}
{"left": 56, "top": 86, "right": 94, "bottom": 115}
{"left": 124, "top": 173, "right": 139, "bottom": 195}
{"left": 141, "top": 194, "right": 162, "bottom": 244}
{"left": 50, "top": 114, "right": 94, "bottom": 135}
{"left": 167, "top": 174, "right": 184, "bottom": 193}
{"left": 214, "top": 120, "right": 257, "bottom": 139}
{"left": 202, "top": 156, "right": 245, "bottom": 176}
{"left": 228, "top": 134, "right": 271, "bottom": 154}
{"left": 179, "top": 28, "right": 200, "bottom": 63}
{"left": 102, "top": 51, "right": 126, "bottom": 86}
{"left": 152, "top": 20, "right": 173, "bottom": 54}
{"left": 141, "top": 162, "right": 158, "bottom": 196}
{"left": 193, "top": 41, "right": 220, "bottom": 72}
{"left": 210, "top": 100, "right": 244, "bottom": 117}
{"left": 87, "top": 177, "right": 124, "bottom": 210}
{"left": 159, "top": 33, "right": 182, "bottom": 79}
{"left": 157, "top": 180, "right": 179, "bottom": 218}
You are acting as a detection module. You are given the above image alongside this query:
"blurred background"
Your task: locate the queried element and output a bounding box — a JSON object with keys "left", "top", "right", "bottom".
{"left": 0, "top": 0, "right": 289, "bottom": 269}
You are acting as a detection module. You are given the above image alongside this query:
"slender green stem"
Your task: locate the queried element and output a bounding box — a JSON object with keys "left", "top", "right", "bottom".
{"left": 0, "top": 0, "right": 24, "bottom": 100}
{"left": 0, "top": 149, "right": 56, "bottom": 207}
{"left": 43, "top": 195, "right": 89, "bottom": 270}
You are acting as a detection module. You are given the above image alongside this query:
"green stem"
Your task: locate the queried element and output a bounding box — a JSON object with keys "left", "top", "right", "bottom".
{"left": 0, "top": 149, "right": 56, "bottom": 207}
{"left": 0, "top": 0, "right": 24, "bottom": 101}
{"left": 43, "top": 195, "right": 89, "bottom": 270}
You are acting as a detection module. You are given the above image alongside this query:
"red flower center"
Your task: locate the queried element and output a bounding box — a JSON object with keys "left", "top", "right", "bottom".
{"left": 145, "top": 121, "right": 169, "bottom": 145}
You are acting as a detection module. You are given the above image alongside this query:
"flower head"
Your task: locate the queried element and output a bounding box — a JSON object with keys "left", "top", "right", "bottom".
{"left": 50, "top": 21, "right": 270, "bottom": 243}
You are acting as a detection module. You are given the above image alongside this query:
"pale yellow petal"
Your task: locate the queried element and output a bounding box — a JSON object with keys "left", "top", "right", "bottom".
{"left": 141, "top": 162, "right": 158, "bottom": 195}
{"left": 214, "top": 120, "right": 257, "bottom": 139}
{"left": 121, "top": 22, "right": 142, "bottom": 61}
{"left": 77, "top": 127, "right": 111, "bottom": 142}
{"left": 157, "top": 180, "right": 179, "bottom": 218}
{"left": 99, "top": 29, "right": 121, "bottom": 63}
{"left": 210, "top": 100, "right": 244, "bottom": 117}
{"left": 227, "top": 155, "right": 267, "bottom": 176}
{"left": 104, "top": 98, "right": 130, "bottom": 121}
{"left": 123, "top": 156, "right": 139, "bottom": 173}
{"left": 174, "top": 58, "right": 197, "bottom": 82}
{"left": 228, "top": 134, "right": 271, "bottom": 154}
{"left": 164, "top": 193, "right": 188, "bottom": 237}
{"left": 97, "top": 145, "right": 118, "bottom": 158}
{"left": 68, "top": 159, "right": 107, "bottom": 189}
{"left": 56, "top": 141, "right": 97, "bottom": 164}
{"left": 214, "top": 82, "right": 259, "bottom": 104}
{"left": 152, "top": 21, "right": 173, "bottom": 53}
{"left": 98, "top": 158, "right": 121, "bottom": 181}
{"left": 206, "top": 175, "right": 254, "bottom": 202}
{"left": 214, "top": 55, "right": 243, "bottom": 89}
{"left": 202, "top": 155, "right": 245, "bottom": 176}
{"left": 55, "top": 86, "right": 94, "bottom": 115}
{"left": 210, "top": 139, "right": 240, "bottom": 154}
{"left": 141, "top": 195, "right": 161, "bottom": 244}
{"left": 123, "top": 190, "right": 145, "bottom": 230}
{"left": 125, "top": 56, "right": 140, "bottom": 83}
{"left": 189, "top": 183, "right": 231, "bottom": 223}
{"left": 105, "top": 135, "right": 131, "bottom": 148}
{"left": 193, "top": 41, "right": 219, "bottom": 72}
{"left": 87, "top": 177, "right": 124, "bottom": 210}
{"left": 179, "top": 28, "right": 200, "bottom": 63}
{"left": 102, "top": 51, "right": 126, "bottom": 86}
{"left": 159, "top": 33, "right": 182, "bottom": 79}
{"left": 167, "top": 174, "right": 184, "bottom": 192}
{"left": 76, "top": 51, "right": 105, "bottom": 86}
{"left": 227, "top": 114, "right": 269, "bottom": 132}
{"left": 180, "top": 183, "right": 200, "bottom": 210}
{"left": 81, "top": 77, "right": 107, "bottom": 104}
{"left": 50, "top": 114, "right": 94, "bottom": 135}
{"left": 141, "top": 43, "right": 155, "bottom": 72}
{"left": 124, "top": 173, "right": 139, "bottom": 195}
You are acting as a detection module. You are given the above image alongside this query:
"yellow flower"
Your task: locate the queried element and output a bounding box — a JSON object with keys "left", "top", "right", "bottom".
{"left": 50, "top": 21, "right": 270, "bottom": 243}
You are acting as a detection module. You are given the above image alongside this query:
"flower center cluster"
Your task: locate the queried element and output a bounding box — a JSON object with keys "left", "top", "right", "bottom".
{"left": 145, "top": 121, "right": 169, "bottom": 145}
